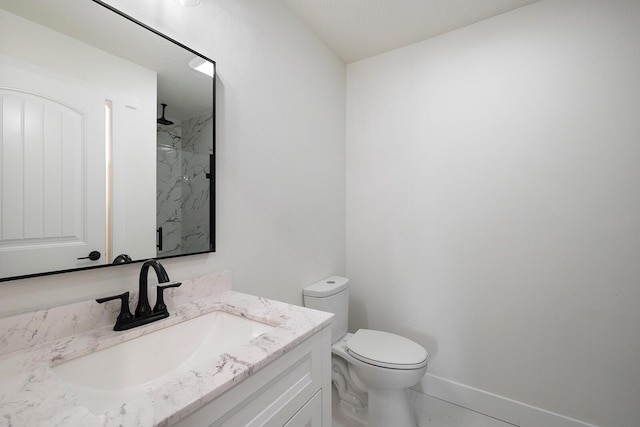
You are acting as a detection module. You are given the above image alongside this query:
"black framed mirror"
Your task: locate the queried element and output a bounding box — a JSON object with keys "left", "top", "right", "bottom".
{"left": 0, "top": 0, "right": 215, "bottom": 281}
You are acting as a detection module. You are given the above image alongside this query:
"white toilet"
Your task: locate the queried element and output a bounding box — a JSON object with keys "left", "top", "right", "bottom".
{"left": 303, "top": 276, "right": 428, "bottom": 427}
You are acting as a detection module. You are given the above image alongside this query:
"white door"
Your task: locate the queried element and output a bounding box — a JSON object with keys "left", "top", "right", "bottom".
{"left": 0, "top": 58, "right": 107, "bottom": 278}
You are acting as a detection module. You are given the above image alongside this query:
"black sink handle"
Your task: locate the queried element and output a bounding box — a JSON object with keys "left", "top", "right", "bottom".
{"left": 96, "top": 292, "right": 134, "bottom": 330}
{"left": 153, "top": 282, "right": 183, "bottom": 315}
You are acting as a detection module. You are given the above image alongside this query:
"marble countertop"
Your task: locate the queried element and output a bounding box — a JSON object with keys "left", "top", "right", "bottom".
{"left": 0, "top": 272, "right": 333, "bottom": 427}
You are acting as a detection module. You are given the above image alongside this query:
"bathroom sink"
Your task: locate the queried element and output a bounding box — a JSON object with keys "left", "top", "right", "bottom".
{"left": 51, "top": 311, "right": 274, "bottom": 414}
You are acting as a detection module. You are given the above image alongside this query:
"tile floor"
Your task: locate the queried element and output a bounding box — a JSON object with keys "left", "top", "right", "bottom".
{"left": 332, "top": 389, "right": 517, "bottom": 427}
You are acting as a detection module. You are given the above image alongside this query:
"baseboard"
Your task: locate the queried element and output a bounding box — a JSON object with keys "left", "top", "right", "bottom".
{"left": 412, "top": 373, "right": 600, "bottom": 427}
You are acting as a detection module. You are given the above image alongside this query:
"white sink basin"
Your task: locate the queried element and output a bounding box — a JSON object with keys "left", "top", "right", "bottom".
{"left": 51, "top": 311, "right": 274, "bottom": 414}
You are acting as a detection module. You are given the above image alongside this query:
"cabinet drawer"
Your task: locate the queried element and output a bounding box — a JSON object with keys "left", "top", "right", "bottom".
{"left": 284, "top": 391, "right": 322, "bottom": 427}
{"left": 174, "top": 333, "right": 323, "bottom": 427}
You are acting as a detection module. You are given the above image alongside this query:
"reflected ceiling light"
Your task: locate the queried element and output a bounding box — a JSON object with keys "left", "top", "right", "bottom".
{"left": 189, "top": 57, "right": 214, "bottom": 78}
{"left": 174, "top": 0, "right": 201, "bottom": 6}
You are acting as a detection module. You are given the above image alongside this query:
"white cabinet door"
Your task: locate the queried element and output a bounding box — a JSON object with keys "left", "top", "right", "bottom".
{"left": 0, "top": 58, "right": 106, "bottom": 277}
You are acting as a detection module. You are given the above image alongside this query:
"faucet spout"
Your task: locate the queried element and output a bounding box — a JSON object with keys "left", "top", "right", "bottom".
{"left": 136, "top": 259, "right": 170, "bottom": 318}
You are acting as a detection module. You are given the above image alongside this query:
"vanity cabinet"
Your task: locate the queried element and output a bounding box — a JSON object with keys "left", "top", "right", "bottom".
{"left": 173, "top": 326, "right": 332, "bottom": 427}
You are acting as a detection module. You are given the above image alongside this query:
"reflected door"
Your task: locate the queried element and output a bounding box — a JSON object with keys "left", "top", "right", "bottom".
{"left": 0, "top": 59, "right": 106, "bottom": 277}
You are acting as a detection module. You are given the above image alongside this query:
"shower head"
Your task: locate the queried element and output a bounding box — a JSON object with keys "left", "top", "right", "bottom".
{"left": 157, "top": 103, "right": 174, "bottom": 126}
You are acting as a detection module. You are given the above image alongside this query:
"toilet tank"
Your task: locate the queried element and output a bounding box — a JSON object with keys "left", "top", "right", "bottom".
{"left": 303, "top": 276, "right": 349, "bottom": 344}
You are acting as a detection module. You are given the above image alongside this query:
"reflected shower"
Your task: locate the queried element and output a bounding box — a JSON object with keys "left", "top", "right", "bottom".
{"left": 157, "top": 103, "right": 174, "bottom": 125}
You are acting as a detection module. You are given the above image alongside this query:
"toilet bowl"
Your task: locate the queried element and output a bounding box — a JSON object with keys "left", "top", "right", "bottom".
{"left": 303, "top": 276, "right": 428, "bottom": 427}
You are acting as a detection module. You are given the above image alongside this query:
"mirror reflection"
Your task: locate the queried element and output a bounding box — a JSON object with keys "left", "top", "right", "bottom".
{"left": 0, "top": 0, "right": 215, "bottom": 281}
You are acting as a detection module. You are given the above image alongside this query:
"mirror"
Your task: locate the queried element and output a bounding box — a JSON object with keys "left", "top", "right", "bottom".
{"left": 0, "top": 0, "right": 215, "bottom": 281}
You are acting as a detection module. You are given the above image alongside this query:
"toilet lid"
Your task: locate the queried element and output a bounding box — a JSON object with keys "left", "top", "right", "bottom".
{"left": 346, "top": 329, "right": 428, "bottom": 370}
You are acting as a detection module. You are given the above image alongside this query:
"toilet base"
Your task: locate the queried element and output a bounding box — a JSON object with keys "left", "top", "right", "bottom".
{"left": 332, "top": 384, "right": 417, "bottom": 427}
{"left": 367, "top": 387, "right": 417, "bottom": 427}
{"left": 332, "top": 353, "right": 418, "bottom": 427}
{"left": 332, "top": 356, "right": 368, "bottom": 426}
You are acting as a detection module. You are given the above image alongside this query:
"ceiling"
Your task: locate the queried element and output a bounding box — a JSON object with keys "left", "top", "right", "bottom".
{"left": 0, "top": 0, "right": 213, "bottom": 121}
{"left": 280, "top": 0, "right": 541, "bottom": 63}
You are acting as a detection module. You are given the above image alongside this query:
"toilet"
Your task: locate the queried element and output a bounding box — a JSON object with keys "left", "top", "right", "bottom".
{"left": 303, "top": 276, "right": 428, "bottom": 427}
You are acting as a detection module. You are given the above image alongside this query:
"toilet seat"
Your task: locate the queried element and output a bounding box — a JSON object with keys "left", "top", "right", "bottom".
{"left": 346, "top": 329, "right": 428, "bottom": 370}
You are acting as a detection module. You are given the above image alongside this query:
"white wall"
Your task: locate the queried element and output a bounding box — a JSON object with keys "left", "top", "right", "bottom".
{"left": 346, "top": 1, "right": 640, "bottom": 427}
{"left": 0, "top": 0, "right": 346, "bottom": 314}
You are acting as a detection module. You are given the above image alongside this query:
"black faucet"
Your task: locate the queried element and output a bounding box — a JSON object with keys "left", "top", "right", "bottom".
{"left": 96, "top": 259, "right": 182, "bottom": 331}
{"left": 112, "top": 253, "right": 133, "bottom": 264}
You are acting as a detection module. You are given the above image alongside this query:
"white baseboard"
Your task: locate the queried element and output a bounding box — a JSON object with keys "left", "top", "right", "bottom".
{"left": 412, "top": 373, "right": 600, "bottom": 427}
